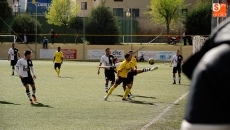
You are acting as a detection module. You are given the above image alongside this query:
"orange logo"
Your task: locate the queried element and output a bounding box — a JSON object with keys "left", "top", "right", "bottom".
{"left": 213, "top": 3, "right": 227, "bottom": 17}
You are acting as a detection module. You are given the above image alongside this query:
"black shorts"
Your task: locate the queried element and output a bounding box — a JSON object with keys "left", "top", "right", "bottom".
{"left": 115, "top": 76, "right": 130, "bottom": 85}
{"left": 104, "top": 69, "right": 115, "bottom": 81}
{"left": 11, "top": 60, "right": 17, "bottom": 66}
{"left": 127, "top": 70, "right": 137, "bottom": 82}
{"left": 21, "top": 75, "right": 35, "bottom": 86}
{"left": 54, "top": 63, "right": 61, "bottom": 69}
{"left": 173, "top": 66, "right": 181, "bottom": 73}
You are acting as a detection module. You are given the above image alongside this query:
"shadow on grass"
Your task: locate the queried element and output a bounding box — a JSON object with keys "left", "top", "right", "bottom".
{"left": 115, "top": 94, "right": 157, "bottom": 99}
{"left": 59, "top": 76, "right": 73, "bottom": 79}
{"left": 32, "top": 102, "right": 54, "bottom": 108}
{"left": 129, "top": 100, "right": 155, "bottom": 105}
{"left": 0, "top": 101, "right": 20, "bottom": 105}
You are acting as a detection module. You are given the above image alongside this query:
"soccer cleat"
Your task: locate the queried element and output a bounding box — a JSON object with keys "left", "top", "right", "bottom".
{"left": 30, "top": 99, "right": 33, "bottom": 104}
{"left": 11, "top": 72, "right": 14, "bottom": 76}
{"left": 104, "top": 96, "right": 108, "bottom": 101}
{"left": 122, "top": 98, "right": 129, "bottom": 101}
{"left": 32, "top": 95, "right": 37, "bottom": 102}
{"left": 127, "top": 96, "right": 132, "bottom": 101}
{"left": 173, "top": 82, "right": 176, "bottom": 84}
{"left": 151, "top": 66, "right": 158, "bottom": 71}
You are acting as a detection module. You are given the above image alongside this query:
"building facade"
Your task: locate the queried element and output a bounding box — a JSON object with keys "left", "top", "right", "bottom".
{"left": 77, "top": 0, "right": 197, "bottom": 33}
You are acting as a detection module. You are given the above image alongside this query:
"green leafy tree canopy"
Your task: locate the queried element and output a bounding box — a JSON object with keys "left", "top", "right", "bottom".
{"left": 10, "top": 15, "right": 42, "bottom": 42}
{"left": 85, "top": 4, "right": 120, "bottom": 45}
{"left": 46, "top": 0, "right": 80, "bottom": 26}
{"left": 184, "top": 1, "right": 211, "bottom": 35}
{"left": 0, "top": 0, "right": 12, "bottom": 32}
{"left": 148, "top": 0, "right": 185, "bottom": 35}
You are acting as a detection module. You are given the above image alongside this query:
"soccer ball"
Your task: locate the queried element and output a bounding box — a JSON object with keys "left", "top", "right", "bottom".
{"left": 148, "top": 58, "right": 155, "bottom": 65}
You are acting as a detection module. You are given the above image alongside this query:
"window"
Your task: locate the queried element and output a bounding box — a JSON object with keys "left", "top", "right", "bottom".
{"left": 114, "top": 0, "right": 123, "bottom": 1}
{"left": 181, "top": 9, "right": 188, "bottom": 17}
{"left": 113, "top": 8, "right": 124, "bottom": 17}
{"left": 81, "top": 2, "right": 87, "bottom": 10}
{"left": 130, "top": 8, "right": 139, "bottom": 17}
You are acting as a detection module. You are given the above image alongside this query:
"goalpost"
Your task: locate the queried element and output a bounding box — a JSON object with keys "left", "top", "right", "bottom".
{"left": 192, "top": 36, "right": 206, "bottom": 54}
{"left": 0, "top": 35, "right": 17, "bottom": 43}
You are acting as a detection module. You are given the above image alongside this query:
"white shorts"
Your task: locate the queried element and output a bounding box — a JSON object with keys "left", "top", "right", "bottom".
{"left": 181, "top": 120, "right": 230, "bottom": 130}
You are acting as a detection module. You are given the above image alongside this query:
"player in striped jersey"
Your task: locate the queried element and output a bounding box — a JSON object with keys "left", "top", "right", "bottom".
{"left": 99, "top": 57, "right": 158, "bottom": 101}
{"left": 8, "top": 44, "right": 20, "bottom": 75}
{"left": 15, "top": 50, "right": 37, "bottom": 104}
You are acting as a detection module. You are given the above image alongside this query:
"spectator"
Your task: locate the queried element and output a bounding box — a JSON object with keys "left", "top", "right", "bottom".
{"left": 23, "top": 29, "right": 27, "bottom": 44}
{"left": 49, "top": 29, "right": 55, "bottom": 44}
{"left": 43, "top": 37, "right": 48, "bottom": 49}
{"left": 183, "top": 29, "right": 187, "bottom": 46}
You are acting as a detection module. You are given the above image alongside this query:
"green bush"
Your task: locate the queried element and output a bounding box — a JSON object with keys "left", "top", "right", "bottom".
{"left": 184, "top": 1, "right": 211, "bottom": 35}
{"left": 85, "top": 4, "right": 120, "bottom": 45}
{"left": 10, "top": 15, "right": 42, "bottom": 43}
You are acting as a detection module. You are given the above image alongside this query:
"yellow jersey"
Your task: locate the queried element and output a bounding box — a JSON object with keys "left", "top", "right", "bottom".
{"left": 123, "top": 57, "right": 137, "bottom": 68}
{"left": 54, "top": 51, "right": 64, "bottom": 63}
{"left": 117, "top": 60, "right": 133, "bottom": 78}
{"left": 131, "top": 57, "right": 137, "bottom": 68}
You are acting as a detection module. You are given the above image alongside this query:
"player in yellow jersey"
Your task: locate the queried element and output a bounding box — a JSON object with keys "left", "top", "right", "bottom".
{"left": 100, "top": 56, "right": 158, "bottom": 101}
{"left": 53, "top": 47, "right": 64, "bottom": 77}
{"left": 104, "top": 53, "right": 134, "bottom": 101}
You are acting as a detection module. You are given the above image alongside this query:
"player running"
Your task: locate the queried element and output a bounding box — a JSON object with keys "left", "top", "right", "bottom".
{"left": 170, "top": 50, "right": 183, "bottom": 84}
{"left": 15, "top": 50, "right": 37, "bottom": 104}
{"left": 53, "top": 47, "right": 64, "bottom": 77}
{"left": 8, "top": 43, "right": 20, "bottom": 75}
{"left": 98, "top": 48, "right": 115, "bottom": 94}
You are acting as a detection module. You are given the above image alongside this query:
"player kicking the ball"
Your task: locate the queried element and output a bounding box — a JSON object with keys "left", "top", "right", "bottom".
{"left": 53, "top": 47, "right": 64, "bottom": 77}
{"left": 16, "top": 50, "right": 37, "bottom": 104}
{"left": 99, "top": 57, "right": 158, "bottom": 100}
{"left": 104, "top": 53, "right": 134, "bottom": 101}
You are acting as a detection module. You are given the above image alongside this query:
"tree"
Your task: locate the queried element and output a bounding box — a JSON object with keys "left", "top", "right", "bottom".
{"left": 10, "top": 15, "right": 42, "bottom": 43}
{"left": 148, "top": 0, "right": 185, "bottom": 35}
{"left": 184, "top": 1, "right": 211, "bottom": 35}
{"left": 45, "top": 0, "right": 79, "bottom": 43}
{"left": 69, "top": 17, "right": 83, "bottom": 44}
{"left": 85, "top": 4, "right": 120, "bottom": 45}
{"left": 0, "top": 0, "right": 12, "bottom": 33}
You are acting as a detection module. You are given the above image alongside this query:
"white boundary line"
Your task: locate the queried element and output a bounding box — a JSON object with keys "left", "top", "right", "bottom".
{"left": 141, "top": 92, "right": 189, "bottom": 130}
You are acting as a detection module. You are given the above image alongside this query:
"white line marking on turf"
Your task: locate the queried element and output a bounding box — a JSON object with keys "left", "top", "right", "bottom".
{"left": 141, "top": 92, "right": 188, "bottom": 130}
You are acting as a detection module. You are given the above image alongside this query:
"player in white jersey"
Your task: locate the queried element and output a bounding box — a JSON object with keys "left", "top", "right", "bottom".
{"left": 170, "top": 50, "right": 183, "bottom": 84}
{"left": 16, "top": 50, "right": 37, "bottom": 104}
{"left": 8, "top": 44, "right": 20, "bottom": 75}
{"left": 98, "top": 48, "right": 115, "bottom": 93}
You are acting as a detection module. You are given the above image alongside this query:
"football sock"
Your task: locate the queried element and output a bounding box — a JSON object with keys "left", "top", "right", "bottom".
{"left": 12, "top": 66, "right": 15, "bottom": 74}
{"left": 107, "top": 86, "right": 115, "bottom": 96}
{"left": 123, "top": 87, "right": 131, "bottom": 99}
{"left": 142, "top": 68, "right": 151, "bottom": 72}
{"left": 173, "top": 76, "right": 176, "bottom": 83}
{"left": 110, "top": 83, "right": 114, "bottom": 90}
{"left": 179, "top": 76, "right": 181, "bottom": 82}
{"left": 32, "top": 89, "right": 36, "bottom": 95}
{"left": 105, "top": 84, "right": 108, "bottom": 92}
{"left": 26, "top": 90, "right": 31, "bottom": 100}
{"left": 57, "top": 69, "right": 60, "bottom": 75}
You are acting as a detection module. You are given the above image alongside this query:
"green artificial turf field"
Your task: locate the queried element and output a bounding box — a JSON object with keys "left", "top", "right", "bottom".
{"left": 0, "top": 60, "right": 190, "bottom": 130}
